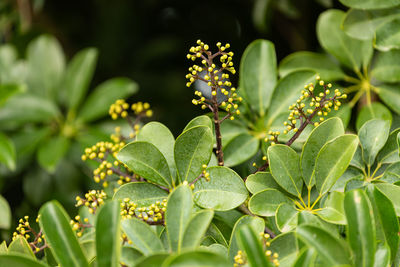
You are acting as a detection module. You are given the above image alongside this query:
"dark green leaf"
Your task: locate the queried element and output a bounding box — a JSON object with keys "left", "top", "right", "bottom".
{"left": 317, "top": 191, "right": 346, "bottom": 225}
{"left": 37, "top": 135, "right": 70, "bottom": 173}
{"left": 375, "top": 183, "right": 400, "bottom": 216}
{"left": 376, "top": 84, "right": 400, "bottom": 115}
{"left": 339, "top": 0, "right": 400, "bottom": 11}
{"left": 0, "top": 83, "right": 25, "bottom": 106}
{"left": 113, "top": 182, "right": 168, "bottom": 207}
{"left": 8, "top": 236, "right": 35, "bottom": 258}
{"left": 356, "top": 102, "right": 392, "bottom": 131}
{"left": 0, "top": 195, "right": 11, "bottom": 229}
{"left": 135, "top": 253, "right": 169, "bottom": 267}
{"left": 181, "top": 210, "right": 214, "bottom": 250}
{"left": 372, "top": 50, "right": 400, "bottom": 82}
{"left": 163, "top": 251, "right": 230, "bottom": 267}
{"left": 0, "top": 132, "right": 15, "bottom": 170}
{"left": 377, "top": 128, "right": 400, "bottom": 163}
{"left": 245, "top": 172, "right": 281, "bottom": 194}
{"left": 223, "top": 133, "right": 259, "bottom": 167}
{"left": 275, "top": 203, "right": 298, "bottom": 232}
{"left": 0, "top": 254, "right": 49, "bottom": 267}
{"left": 293, "top": 247, "right": 316, "bottom": 267}
{"left": 249, "top": 189, "right": 291, "bottom": 217}
{"left": 183, "top": 115, "right": 213, "bottom": 132}
{"left": 39, "top": 201, "right": 89, "bottom": 267}
{"left": 375, "top": 18, "right": 400, "bottom": 51}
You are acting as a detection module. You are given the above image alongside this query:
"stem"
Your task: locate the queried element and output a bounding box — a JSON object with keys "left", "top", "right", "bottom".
{"left": 213, "top": 104, "right": 224, "bottom": 166}
{"left": 348, "top": 89, "right": 365, "bottom": 108}
{"left": 310, "top": 194, "right": 322, "bottom": 210}
{"left": 343, "top": 75, "right": 361, "bottom": 84}
{"left": 370, "top": 163, "right": 382, "bottom": 179}
{"left": 307, "top": 187, "right": 311, "bottom": 208}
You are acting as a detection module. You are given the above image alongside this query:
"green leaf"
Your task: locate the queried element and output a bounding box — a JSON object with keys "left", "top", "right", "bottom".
{"left": 96, "top": 201, "right": 121, "bottom": 267}
{"left": 121, "top": 217, "right": 164, "bottom": 255}
{"left": 269, "top": 232, "right": 299, "bottom": 267}
{"left": 120, "top": 246, "right": 142, "bottom": 267}
{"left": 0, "top": 132, "right": 15, "bottom": 170}
{"left": 0, "top": 94, "right": 60, "bottom": 129}
{"left": 165, "top": 185, "right": 193, "bottom": 252}
{"left": 223, "top": 133, "right": 259, "bottom": 167}
{"left": 301, "top": 117, "right": 345, "bottom": 187}
{"left": 356, "top": 102, "right": 392, "bottom": 131}
{"left": 0, "top": 254, "right": 49, "bottom": 267}
{"left": 381, "top": 162, "right": 400, "bottom": 183}
{"left": 8, "top": 236, "right": 35, "bottom": 258}
{"left": 237, "top": 225, "right": 273, "bottom": 267}
{"left": 374, "top": 243, "right": 391, "bottom": 267}
{"left": 183, "top": 115, "right": 213, "bottom": 132}
{"left": 245, "top": 172, "right": 281, "bottom": 194}
{"left": 37, "top": 135, "right": 70, "bottom": 173}
{"left": 317, "top": 9, "right": 372, "bottom": 70}
{"left": 181, "top": 210, "right": 214, "bottom": 250}
{"left": 39, "top": 201, "right": 89, "bottom": 267}
{"left": 193, "top": 166, "right": 248, "bottom": 211}
{"left": 275, "top": 203, "right": 298, "bottom": 232}
{"left": 279, "top": 51, "right": 345, "bottom": 81}
{"left": 344, "top": 190, "right": 375, "bottom": 267}
{"left": 339, "top": 0, "right": 400, "bottom": 11}
{"left": 64, "top": 48, "right": 98, "bottom": 111}
{"left": 0, "top": 195, "right": 11, "bottom": 229}
{"left": 249, "top": 189, "right": 291, "bottom": 217}
{"left": 117, "top": 141, "right": 173, "bottom": 188}
{"left": 0, "top": 241, "right": 7, "bottom": 253}
{"left": 267, "top": 71, "right": 316, "bottom": 126}
{"left": 359, "top": 119, "right": 390, "bottom": 166}
{"left": 77, "top": 77, "right": 138, "bottom": 122}
{"left": 296, "top": 224, "right": 351, "bottom": 265}
{"left": 375, "top": 18, "right": 400, "bottom": 51}
{"left": 375, "top": 84, "right": 400, "bottom": 115}
{"left": 163, "top": 251, "right": 230, "bottom": 267}
{"left": 113, "top": 182, "right": 168, "bottom": 206}
{"left": 367, "top": 186, "right": 399, "bottom": 261}
{"left": 314, "top": 135, "right": 359, "bottom": 195}
{"left": 317, "top": 191, "right": 346, "bottom": 225}
{"left": 375, "top": 183, "right": 400, "bottom": 216}
{"left": 0, "top": 83, "right": 25, "bottom": 106}
{"left": 268, "top": 144, "right": 303, "bottom": 197}
{"left": 293, "top": 248, "right": 316, "bottom": 267}
{"left": 239, "top": 39, "right": 277, "bottom": 116}
{"left": 377, "top": 128, "right": 400, "bottom": 163}
{"left": 26, "top": 35, "right": 65, "bottom": 98}
{"left": 342, "top": 9, "right": 400, "bottom": 40}
{"left": 174, "top": 126, "right": 213, "bottom": 183}
{"left": 137, "top": 122, "right": 176, "bottom": 173}
{"left": 135, "top": 253, "right": 169, "bottom": 267}
{"left": 372, "top": 50, "right": 400, "bottom": 82}
{"left": 228, "top": 215, "right": 265, "bottom": 263}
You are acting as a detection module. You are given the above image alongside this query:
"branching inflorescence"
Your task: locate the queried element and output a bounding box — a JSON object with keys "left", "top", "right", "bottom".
{"left": 186, "top": 40, "right": 241, "bottom": 166}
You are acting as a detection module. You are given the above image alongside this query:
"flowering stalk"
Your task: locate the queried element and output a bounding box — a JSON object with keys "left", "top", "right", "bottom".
{"left": 186, "top": 40, "right": 241, "bottom": 166}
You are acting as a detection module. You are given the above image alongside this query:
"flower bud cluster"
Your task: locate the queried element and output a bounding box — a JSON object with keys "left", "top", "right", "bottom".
{"left": 186, "top": 40, "right": 241, "bottom": 120}
{"left": 120, "top": 198, "right": 167, "bottom": 224}
{"left": 110, "top": 126, "right": 137, "bottom": 143}
{"left": 13, "top": 216, "right": 46, "bottom": 253}
{"left": 75, "top": 190, "right": 107, "bottom": 214}
{"left": 70, "top": 215, "right": 91, "bottom": 237}
{"left": 265, "top": 76, "right": 347, "bottom": 145}
{"left": 109, "top": 99, "right": 153, "bottom": 120}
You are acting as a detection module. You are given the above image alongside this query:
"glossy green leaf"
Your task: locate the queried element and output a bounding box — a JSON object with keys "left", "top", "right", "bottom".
{"left": 26, "top": 35, "right": 65, "bottom": 98}
{"left": 296, "top": 224, "right": 351, "bottom": 265}
{"left": 367, "top": 186, "right": 399, "bottom": 261}
{"left": 301, "top": 117, "right": 344, "bottom": 187}
{"left": 237, "top": 224, "right": 273, "bottom": 267}
{"left": 165, "top": 185, "right": 193, "bottom": 252}
{"left": 37, "top": 135, "right": 70, "bottom": 173}
{"left": 293, "top": 248, "right": 316, "bottom": 267}
{"left": 113, "top": 182, "right": 168, "bottom": 206}
{"left": 163, "top": 251, "right": 230, "bottom": 267}
{"left": 174, "top": 126, "right": 213, "bottom": 183}
{"left": 135, "top": 253, "right": 169, "bottom": 267}
{"left": 0, "top": 195, "right": 11, "bottom": 229}
{"left": 249, "top": 189, "right": 290, "bottom": 217}
{"left": 375, "top": 18, "right": 400, "bottom": 51}
{"left": 340, "top": 0, "right": 400, "bottom": 11}
{"left": 381, "top": 162, "right": 400, "bottom": 183}
{"left": 376, "top": 84, "right": 400, "bottom": 115}
{"left": 120, "top": 246, "right": 142, "bottom": 267}
{"left": 317, "top": 191, "right": 346, "bottom": 225}
{"left": 8, "top": 236, "right": 35, "bottom": 258}
{"left": 268, "top": 144, "right": 303, "bottom": 197}
{"left": 267, "top": 71, "right": 316, "bottom": 126}
{"left": 269, "top": 232, "right": 299, "bottom": 267}
{"left": 317, "top": 9, "right": 372, "bottom": 70}
{"left": 193, "top": 166, "right": 248, "bottom": 211}
{"left": 275, "top": 203, "right": 298, "bottom": 232}
{"left": 279, "top": 51, "right": 345, "bottom": 81}
{"left": 117, "top": 141, "right": 173, "bottom": 188}
{"left": 121, "top": 217, "right": 164, "bottom": 255}
{"left": 223, "top": 133, "right": 259, "bottom": 167}
{"left": 183, "top": 115, "right": 213, "bottom": 132}
{"left": 377, "top": 128, "right": 400, "bottom": 163}
{"left": 314, "top": 135, "right": 359, "bottom": 195}
{"left": 220, "top": 119, "right": 247, "bottom": 146}
{"left": 374, "top": 243, "right": 391, "bottom": 267}
{"left": 137, "top": 122, "right": 176, "bottom": 172}
{"left": 372, "top": 50, "right": 400, "bottom": 82}
{"left": 64, "top": 48, "right": 98, "bottom": 111}
{"left": 0, "top": 94, "right": 60, "bottom": 129}
{"left": 239, "top": 39, "right": 277, "bottom": 116}
{"left": 356, "top": 102, "right": 392, "bottom": 131}
{"left": 206, "top": 223, "right": 228, "bottom": 247}
{"left": 0, "top": 132, "right": 15, "bottom": 170}
{"left": 359, "top": 119, "right": 390, "bottom": 166}
{"left": 375, "top": 183, "right": 400, "bottom": 216}
{"left": 39, "top": 201, "right": 88, "bottom": 267}
{"left": 245, "top": 172, "right": 281, "bottom": 194}
{"left": 0, "top": 254, "right": 49, "bottom": 267}
{"left": 228, "top": 215, "right": 265, "bottom": 263}
{"left": 342, "top": 9, "right": 400, "bottom": 41}
{"left": 0, "top": 83, "right": 25, "bottom": 106}
{"left": 201, "top": 244, "right": 228, "bottom": 257}
{"left": 96, "top": 201, "right": 121, "bottom": 267}
{"left": 181, "top": 210, "right": 214, "bottom": 250}
{"left": 77, "top": 77, "right": 138, "bottom": 122}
